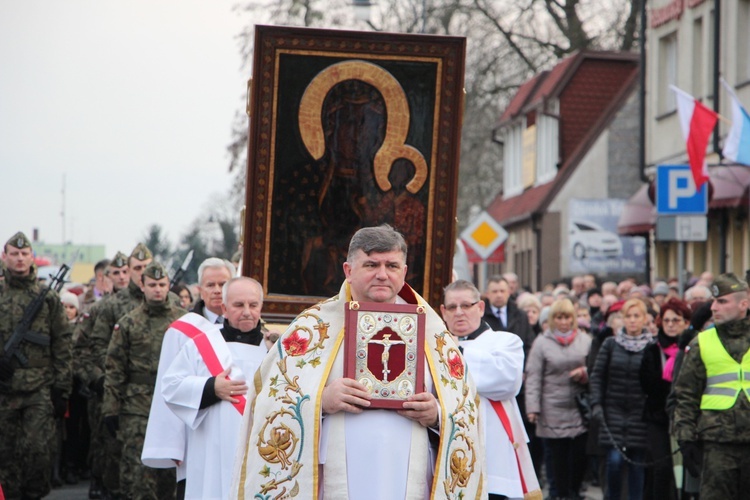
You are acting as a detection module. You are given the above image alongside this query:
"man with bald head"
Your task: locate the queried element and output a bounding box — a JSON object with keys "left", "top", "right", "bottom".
{"left": 162, "top": 277, "right": 266, "bottom": 499}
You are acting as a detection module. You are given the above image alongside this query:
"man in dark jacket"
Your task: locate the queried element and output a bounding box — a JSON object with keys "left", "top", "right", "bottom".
{"left": 482, "top": 275, "right": 534, "bottom": 354}
{"left": 673, "top": 273, "right": 750, "bottom": 500}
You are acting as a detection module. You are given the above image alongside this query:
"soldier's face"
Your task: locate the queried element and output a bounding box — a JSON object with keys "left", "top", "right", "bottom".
{"left": 129, "top": 257, "right": 152, "bottom": 285}
{"left": 222, "top": 280, "right": 263, "bottom": 333}
{"left": 343, "top": 249, "right": 406, "bottom": 303}
{"left": 3, "top": 246, "right": 33, "bottom": 276}
{"left": 200, "top": 267, "right": 232, "bottom": 315}
{"left": 108, "top": 265, "right": 130, "bottom": 291}
{"left": 441, "top": 289, "right": 484, "bottom": 337}
{"left": 141, "top": 276, "right": 170, "bottom": 302}
{"left": 711, "top": 292, "right": 749, "bottom": 324}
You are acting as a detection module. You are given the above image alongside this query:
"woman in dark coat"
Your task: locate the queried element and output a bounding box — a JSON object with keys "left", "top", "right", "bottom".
{"left": 639, "top": 298, "right": 692, "bottom": 500}
{"left": 590, "top": 298, "right": 653, "bottom": 500}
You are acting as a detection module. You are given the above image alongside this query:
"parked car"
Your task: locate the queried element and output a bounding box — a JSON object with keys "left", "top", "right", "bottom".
{"left": 569, "top": 219, "right": 622, "bottom": 260}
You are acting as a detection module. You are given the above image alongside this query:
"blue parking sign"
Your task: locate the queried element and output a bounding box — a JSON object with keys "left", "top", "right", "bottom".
{"left": 656, "top": 164, "right": 708, "bottom": 215}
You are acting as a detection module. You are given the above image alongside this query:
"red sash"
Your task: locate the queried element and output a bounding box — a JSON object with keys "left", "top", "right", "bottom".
{"left": 171, "top": 319, "right": 246, "bottom": 415}
{"left": 490, "top": 399, "right": 528, "bottom": 494}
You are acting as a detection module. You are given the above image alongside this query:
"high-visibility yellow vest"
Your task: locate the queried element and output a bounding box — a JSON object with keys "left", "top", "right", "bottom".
{"left": 698, "top": 327, "right": 750, "bottom": 410}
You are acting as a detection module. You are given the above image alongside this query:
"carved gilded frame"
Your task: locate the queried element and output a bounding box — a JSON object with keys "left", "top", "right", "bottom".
{"left": 241, "top": 25, "right": 466, "bottom": 320}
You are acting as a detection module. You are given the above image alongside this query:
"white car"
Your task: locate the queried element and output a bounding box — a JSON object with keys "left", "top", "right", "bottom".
{"left": 569, "top": 219, "right": 623, "bottom": 260}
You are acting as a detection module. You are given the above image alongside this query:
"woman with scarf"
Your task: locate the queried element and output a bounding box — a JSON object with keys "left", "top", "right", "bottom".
{"left": 590, "top": 298, "right": 653, "bottom": 500}
{"left": 639, "top": 298, "right": 691, "bottom": 500}
{"left": 525, "top": 298, "right": 592, "bottom": 500}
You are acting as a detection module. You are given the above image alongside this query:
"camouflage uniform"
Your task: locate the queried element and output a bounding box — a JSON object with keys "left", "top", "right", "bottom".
{"left": 102, "top": 262, "right": 185, "bottom": 500}
{"left": 0, "top": 233, "right": 72, "bottom": 499}
{"left": 673, "top": 275, "right": 750, "bottom": 500}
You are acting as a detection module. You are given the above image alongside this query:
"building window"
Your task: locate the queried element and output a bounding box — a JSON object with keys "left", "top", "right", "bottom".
{"left": 658, "top": 32, "right": 678, "bottom": 115}
{"left": 739, "top": 0, "right": 750, "bottom": 82}
{"left": 536, "top": 100, "right": 559, "bottom": 184}
{"left": 692, "top": 17, "right": 704, "bottom": 98}
{"left": 503, "top": 122, "right": 524, "bottom": 196}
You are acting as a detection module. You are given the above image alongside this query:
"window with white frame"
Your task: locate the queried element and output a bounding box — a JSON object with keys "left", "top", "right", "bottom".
{"left": 739, "top": 0, "right": 750, "bottom": 82}
{"left": 536, "top": 100, "right": 559, "bottom": 183}
{"left": 692, "top": 17, "right": 704, "bottom": 98}
{"left": 503, "top": 122, "right": 524, "bottom": 196}
{"left": 658, "top": 32, "right": 678, "bottom": 115}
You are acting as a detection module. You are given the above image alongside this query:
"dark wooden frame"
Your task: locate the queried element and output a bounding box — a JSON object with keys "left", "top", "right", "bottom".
{"left": 241, "top": 25, "right": 466, "bottom": 320}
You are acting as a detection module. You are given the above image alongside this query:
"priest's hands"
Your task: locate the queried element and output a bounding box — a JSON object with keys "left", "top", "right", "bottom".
{"left": 322, "top": 378, "right": 372, "bottom": 415}
{"left": 399, "top": 392, "right": 439, "bottom": 428}
{"left": 214, "top": 367, "right": 248, "bottom": 404}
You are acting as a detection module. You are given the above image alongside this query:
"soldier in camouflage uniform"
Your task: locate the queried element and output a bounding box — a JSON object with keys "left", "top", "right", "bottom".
{"left": 0, "top": 232, "right": 72, "bottom": 499}
{"left": 673, "top": 273, "right": 750, "bottom": 500}
{"left": 89, "top": 243, "right": 154, "bottom": 499}
{"left": 73, "top": 251, "right": 129, "bottom": 499}
{"left": 102, "top": 261, "right": 185, "bottom": 499}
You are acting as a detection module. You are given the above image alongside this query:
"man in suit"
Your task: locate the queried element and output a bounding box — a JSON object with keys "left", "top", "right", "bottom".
{"left": 482, "top": 275, "right": 534, "bottom": 354}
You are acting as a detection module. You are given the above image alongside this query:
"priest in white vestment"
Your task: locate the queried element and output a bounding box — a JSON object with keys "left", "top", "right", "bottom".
{"left": 162, "top": 277, "right": 267, "bottom": 500}
{"left": 441, "top": 279, "right": 542, "bottom": 500}
{"left": 232, "top": 225, "right": 486, "bottom": 499}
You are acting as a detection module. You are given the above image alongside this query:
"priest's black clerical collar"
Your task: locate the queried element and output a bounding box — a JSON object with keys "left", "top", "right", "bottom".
{"left": 221, "top": 322, "right": 263, "bottom": 346}
{"left": 458, "top": 321, "right": 492, "bottom": 341}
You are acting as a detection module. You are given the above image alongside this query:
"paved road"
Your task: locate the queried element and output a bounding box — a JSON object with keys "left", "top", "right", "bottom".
{"left": 45, "top": 480, "right": 604, "bottom": 499}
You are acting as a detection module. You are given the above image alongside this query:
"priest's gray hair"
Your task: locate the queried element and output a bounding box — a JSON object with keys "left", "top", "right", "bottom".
{"left": 222, "top": 276, "right": 264, "bottom": 304}
{"left": 197, "top": 258, "right": 236, "bottom": 286}
{"left": 347, "top": 224, "right": 407, "bottom": 262}
{"left": 443, "top": 279, "right": 481, "bottom": 304}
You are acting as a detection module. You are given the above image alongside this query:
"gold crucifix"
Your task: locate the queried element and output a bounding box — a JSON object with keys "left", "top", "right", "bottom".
{"left": 368, "top": 333, "right": 405, "bottom": 383}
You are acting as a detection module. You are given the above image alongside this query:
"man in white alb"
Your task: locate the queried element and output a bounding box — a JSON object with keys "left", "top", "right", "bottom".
{"left": 161, "top": 277, "right": 266, "bottom": 499}
{"left": 442, "top": 279, "right": 541, "bottom": 500}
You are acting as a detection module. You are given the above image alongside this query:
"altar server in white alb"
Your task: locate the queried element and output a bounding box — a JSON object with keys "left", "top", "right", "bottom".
{"left": 441, "top": 279, "right": 542, "bottom": 500}
{"left": 162, "top": 277, "right": 267, "bottom": 499}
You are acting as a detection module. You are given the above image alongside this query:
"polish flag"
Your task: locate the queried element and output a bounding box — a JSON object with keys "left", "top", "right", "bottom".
{"left": 721, "top": 78, "right": 750, "bottom": 166}
{"left": 670, "top": 85, "right": 718, "bottom": 189}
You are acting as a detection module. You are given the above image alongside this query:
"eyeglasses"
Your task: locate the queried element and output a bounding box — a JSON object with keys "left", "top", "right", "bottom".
{"left": 662, "top": 318, "right": 685, "bottom": 324}
{"left": 443, "top": 301, "right": 480, "bottom": 312}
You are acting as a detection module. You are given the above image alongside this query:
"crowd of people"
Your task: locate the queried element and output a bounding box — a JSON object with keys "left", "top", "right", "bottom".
{"left": 1, "top": 226, "right": 748, "bottom": 500}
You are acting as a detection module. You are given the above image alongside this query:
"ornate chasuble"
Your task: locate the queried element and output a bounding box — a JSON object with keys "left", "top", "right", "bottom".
{"left": 231, "top": 282, "right": 485, "bottom": 499}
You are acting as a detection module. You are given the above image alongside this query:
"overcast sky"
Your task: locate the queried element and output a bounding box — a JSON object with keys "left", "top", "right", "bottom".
{"left": 0, "top": 0, "right": 249, "bottom": 259}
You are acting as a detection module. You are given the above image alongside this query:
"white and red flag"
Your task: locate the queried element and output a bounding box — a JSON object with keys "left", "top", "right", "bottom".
{"left": 670, "top": 85, "right": 718, "bottom": 189}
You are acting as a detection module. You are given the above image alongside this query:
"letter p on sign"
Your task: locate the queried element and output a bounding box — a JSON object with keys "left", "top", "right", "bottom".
{"left": 656, "top": 164, "right": 708, "bottom": 215}
{"left": 668, "top": 169, "right": 695, "bottom": 209}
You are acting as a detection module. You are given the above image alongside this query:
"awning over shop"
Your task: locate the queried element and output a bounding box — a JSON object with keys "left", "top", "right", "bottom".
{"left": 709, "top": 165, "right": 750, "bottom": 208}
{"left": 618, "top": 165, "right": 750, "bottom": 236}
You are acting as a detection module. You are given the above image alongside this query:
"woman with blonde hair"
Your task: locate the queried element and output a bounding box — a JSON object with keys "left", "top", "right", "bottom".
{"left": 525, "top": 298, "right": 591, "bottom": 500}
{"left": 590, "top": 298, "right": 653, "bottom": 500}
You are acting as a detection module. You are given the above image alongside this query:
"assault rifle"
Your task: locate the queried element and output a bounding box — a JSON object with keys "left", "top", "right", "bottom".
{"left": 2, "top": 264, "right": 70, "bottom": 367}
{"left": 170, "top": 250, "right": 193, "bottom": 288}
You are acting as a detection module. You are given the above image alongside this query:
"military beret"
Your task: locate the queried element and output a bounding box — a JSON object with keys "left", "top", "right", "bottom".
{"left": 5, "top": 231, "right": 32, "bottom": 250}
{"left": 142, "top": 261, "right": 169, "bottom": 281}
{"left": 711, "top": 273, "right": 749, "bottom": 298}
{"left": 130, "top": 243, "right": 153, "bottom": 261}
{"left": 111, "top": 251, "right": 128, "bottom": 269}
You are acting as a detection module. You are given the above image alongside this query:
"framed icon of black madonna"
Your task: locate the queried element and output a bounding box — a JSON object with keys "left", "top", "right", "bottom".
{"left": 241, "top": 25, "right": 466, "bottom": 320}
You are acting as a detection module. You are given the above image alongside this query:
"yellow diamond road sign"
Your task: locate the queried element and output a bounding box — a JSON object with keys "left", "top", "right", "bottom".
{"left": 460, "top": 211, "right": 508, "bottom": 260}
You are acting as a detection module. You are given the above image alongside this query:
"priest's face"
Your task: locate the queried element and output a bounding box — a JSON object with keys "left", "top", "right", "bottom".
{"left": 343, "top": 249, "right": 407, "bottom": 303}
{"left": 222, "top": 279, "right": 263, "bottom": 332}
{"left": 441, "top": 289, "right": 485, "bottom": 337}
